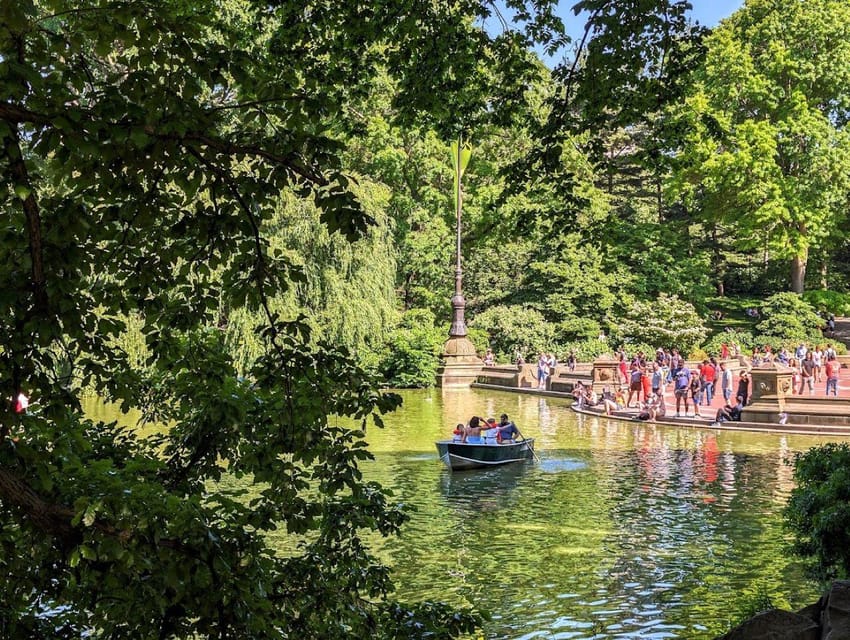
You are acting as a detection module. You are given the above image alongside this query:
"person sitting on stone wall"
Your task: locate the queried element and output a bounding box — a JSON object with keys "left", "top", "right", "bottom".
{"left": 712, "top": 395, "right": 744, "bottom": 426}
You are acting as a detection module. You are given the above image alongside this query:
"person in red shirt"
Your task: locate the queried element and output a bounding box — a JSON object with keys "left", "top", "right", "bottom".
{"left": 825, "top": 355, "right": 840, "bottom": 396}
{"left": 700, "top": 359, "right": 717, "bottom": 406}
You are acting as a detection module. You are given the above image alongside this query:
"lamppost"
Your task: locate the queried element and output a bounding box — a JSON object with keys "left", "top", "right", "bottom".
{"left": 449, "top": 135, "right": 469, "bottom": 338}
{"left": 436, "top": 135, "right": 483, "bottom": 387}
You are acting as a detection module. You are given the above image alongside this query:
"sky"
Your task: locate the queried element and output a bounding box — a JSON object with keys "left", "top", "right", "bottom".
{"left": 555, "top": 0, "right": 745, "bottom": 37}
{"left": 687, "top": 0, "right": 745, "bottom": 27}
{"left": 489, "top": 0, "right": 747, "bottom": 65}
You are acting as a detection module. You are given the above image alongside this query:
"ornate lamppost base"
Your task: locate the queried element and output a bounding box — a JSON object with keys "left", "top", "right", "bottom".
{"left": 435, "top": 336, "right": 483, "bottom": 388}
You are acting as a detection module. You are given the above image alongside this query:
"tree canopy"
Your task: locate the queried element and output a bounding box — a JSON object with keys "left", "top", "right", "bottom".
{"left": 0, "top": 0, "right": 565, "bottom": 636}
{"left": 3, "top": 0, "right": 850, "bottom": 637}
{"left": 669, "top": 0, "right": 850, "bottom": 293}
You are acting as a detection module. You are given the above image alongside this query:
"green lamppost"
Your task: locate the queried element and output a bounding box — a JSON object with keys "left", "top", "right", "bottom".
{"left": 436, "top": 135, "right": 483, "bottom": 387}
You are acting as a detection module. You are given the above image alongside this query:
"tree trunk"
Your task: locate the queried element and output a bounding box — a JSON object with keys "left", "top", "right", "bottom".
{"left": 791, "top": 253, "right": 807, "bottom": 294}
{"left": 820, "top": 260, "right": 828, "bottom": 290}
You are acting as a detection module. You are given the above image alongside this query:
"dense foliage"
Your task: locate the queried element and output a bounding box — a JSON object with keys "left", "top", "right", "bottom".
{"left": 617, "top": 294, "right": 708, "bottom": 355}
{"left": 754, "top": 293, "right": 827, "bottom": 350}
{"left": 785, "top": 443, "right": 850, "bottom": 583}
{"left": 3, "top": 0, "right": 850, "bottom": 637}
{"left": 670, "top": 0, "right": 850, "bottom": 294}
{"left": 0, "top": 0, "right": 566, "bottom": 637}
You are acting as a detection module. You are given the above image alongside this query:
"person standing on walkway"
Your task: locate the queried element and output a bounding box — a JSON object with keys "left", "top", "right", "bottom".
{"left": 651, "top": 362, "right": 664, "bottom": 397}
{"left": 536, "top": 353, "right": 549, "bottom": 390}
{"left": 736, "top": 371, "right": 750, "bottom": 406}
{"left": 700, "top": 359, "right": 716, "bottom": 406}
{"left": 800, "top": 352, "right": 815, "bottom": 396}
{"left": 673, "top": 365, "right": 691, "bottom": 417}
{"left": 627, "top": 363, "right": 643, "bottom": 408}
{"left": 690, "top": 371, "right": 703, "bottom": 417}
{"left": 719, "top": 362, "right": 733, "bottom": 403}
{"left": 825, "top": 355, "right": 840, "bottom": 397}
{"left": 618, "top": 351, "right": 628, "bottom": 386}
{"left": 812, "top": 346, "right": 823, "bottom": 382}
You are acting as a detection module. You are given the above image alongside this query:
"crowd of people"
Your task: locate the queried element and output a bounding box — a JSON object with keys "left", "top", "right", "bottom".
{"left": 563, "top": 339, "right": 844, "bottom": 423}
{"left": 452, "top": 414, "right": 520, "bottom": 444}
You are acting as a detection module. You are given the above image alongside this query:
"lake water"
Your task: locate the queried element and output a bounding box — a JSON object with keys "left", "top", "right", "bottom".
{"left": 86, "top": 387, "right": 839, "bottom": 639}
{"left": 355, "top": 388, "right": 837, "bottom": 639}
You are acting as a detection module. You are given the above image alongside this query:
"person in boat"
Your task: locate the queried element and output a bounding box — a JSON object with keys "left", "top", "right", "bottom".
{"left": 464, "top": 416, "right": 485, "bottom": 444}
{"left": 483, "top": 418, "right": 500, "bottom": 444}
{"left": 712, "top": 395, "right": 744, "bottom": 426}
{"left": 497, "top": 414, "right": 520, "bottom": 443}
{"left": 452, "top": 424, "right": 464, "bottom": 442}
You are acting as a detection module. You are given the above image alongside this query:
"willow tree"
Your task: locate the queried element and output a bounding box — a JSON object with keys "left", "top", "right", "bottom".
{"left": 0, "top": 0, "right": 565, "bottom": 637}
{"left": 669, "top": 0, "right": 850, "bottom": 293}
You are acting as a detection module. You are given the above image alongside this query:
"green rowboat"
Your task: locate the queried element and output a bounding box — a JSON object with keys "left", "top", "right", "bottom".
{"left": 435, "top": 439, "right": 535, "bottom": 471}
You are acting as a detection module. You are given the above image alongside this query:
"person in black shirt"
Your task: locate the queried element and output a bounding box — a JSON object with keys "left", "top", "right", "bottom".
{"left": 736, "top": 371, "right": 750, "bottom": 406}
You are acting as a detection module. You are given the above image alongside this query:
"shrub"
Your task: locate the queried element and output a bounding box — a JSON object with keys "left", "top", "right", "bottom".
{"left": 466, "top": 326, "right": 491, "bottom": 358}
{"left": 688, "top": 347, "right": 709, "bottom": 362}
{"left": 617, "top": 341, "right": 657, "bottom": 360}
{"left": 471, "top": 305, "right": 558, "bottom": 361}
{"left": 618, "top": 294, "right": 708, "bottom": 354}
{"left": 701, "top": 328, "right": 755, "bottom": 357}
{"left": 378, "top": 309, "right": 443, "bottom": 388}
{"left": 557, "top": 316, "right": 601, "bottom": 342}
{"left": 802, "top": 289, "right": 850, "bottom": 315}
{"left": 755, "top": 293, "right": 824, "bottom": 349}
{"left": 785, "top": 443, "right": 850, "bottom": 583}
{"left": 558, "top": 338, "right": 613, "bottom": 362}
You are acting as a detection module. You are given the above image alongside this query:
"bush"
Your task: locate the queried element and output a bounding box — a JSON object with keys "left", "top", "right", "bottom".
{"left": 557, "top": 316, "right": 601, "bottom": 342}
{"left": 802, "top": 289, "right": 850, "bottom": 315}
{"left": 785, "top": 443, "right": 850, "bottom": 583}
{"left": 755, "top": 292, "right": 824, "bottom": 349}
{"left": 617, "top": 341, "right": 658, "bottom": 360}
{"left": 558, "top": 338, "right": 613, "bottom": 362}
{"left": 466, "top": 326, "right": 491, "bottom": 359}
{"left": 688, "top": 347, "right": 709, "bottom": 362}
{"left": 377, "top": 309, "right": 443, "bottom": 388}
{"left": 471, "top": 305, "right": 558, "bottom": 361}
{"left": 701, "top": 328, "right": 755, "bottom": 357}
{"left": 618, "top": 294, "right": 708, "bottom": 354}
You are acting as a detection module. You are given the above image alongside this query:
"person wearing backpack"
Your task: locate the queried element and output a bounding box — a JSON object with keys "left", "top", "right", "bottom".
{"left": 674, "top": 365, "right": 691, "bottom": 417}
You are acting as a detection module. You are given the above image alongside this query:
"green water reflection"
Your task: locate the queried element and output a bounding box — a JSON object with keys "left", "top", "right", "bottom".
{"left": 355, "top": 388, "right": 837, "bottom": 639}
{"left": 86, "top": 388, "right": 843, "bottom": 639}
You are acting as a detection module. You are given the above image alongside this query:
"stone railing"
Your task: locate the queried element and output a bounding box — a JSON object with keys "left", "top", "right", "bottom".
{"left": 476, "top": 364, "right": 536, "bottom": 389}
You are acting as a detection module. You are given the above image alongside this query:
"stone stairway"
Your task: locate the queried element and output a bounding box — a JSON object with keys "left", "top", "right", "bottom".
{"left": 830, "top": 316, "right": 850, "bottom": 350}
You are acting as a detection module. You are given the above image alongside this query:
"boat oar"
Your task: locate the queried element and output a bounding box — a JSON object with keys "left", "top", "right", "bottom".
{"left": 514, "top": 427, "right": 540, "bottom": 463}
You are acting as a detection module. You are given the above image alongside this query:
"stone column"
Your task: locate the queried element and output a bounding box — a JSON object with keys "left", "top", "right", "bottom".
{"left": 741, "top": 362, "right": 794, "bottom": 424}
{"left": 435, "top": 336, "right": 483, "bottom": 387}
{"left": 591, "top": 354, "right": 620, "bottom": 394}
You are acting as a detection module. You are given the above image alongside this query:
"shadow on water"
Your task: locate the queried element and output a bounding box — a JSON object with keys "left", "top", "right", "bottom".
{"left": 438, "top": 461, "right": 531, "bottom": 513}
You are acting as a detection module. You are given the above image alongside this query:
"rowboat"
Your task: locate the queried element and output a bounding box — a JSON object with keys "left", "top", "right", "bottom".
{"left": 435, "top": 439, "right": 536, "bottom": 471}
